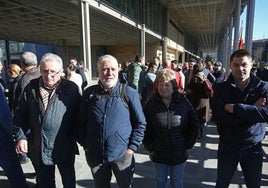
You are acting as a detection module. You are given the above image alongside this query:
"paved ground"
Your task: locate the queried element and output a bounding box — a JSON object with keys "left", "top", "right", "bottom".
{"left": 1, "top": 122, "right": 268, "bottom": 187}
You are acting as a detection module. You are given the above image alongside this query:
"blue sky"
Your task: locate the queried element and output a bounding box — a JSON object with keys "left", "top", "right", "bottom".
{"left": 241, "top": 0, "right": 268, "bottom": 40}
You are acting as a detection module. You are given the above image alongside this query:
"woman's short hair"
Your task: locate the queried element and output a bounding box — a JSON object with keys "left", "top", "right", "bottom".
{"left": 153, "top": 68, "right": 178, "bottom": 93}
{"left": 8, "top": 64, "right": 21, "bottom": 75}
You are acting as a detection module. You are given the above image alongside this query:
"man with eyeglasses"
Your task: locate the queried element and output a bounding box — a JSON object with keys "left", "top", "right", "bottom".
{"left": 14, "top": 53, "right": 80, "bottom": 188}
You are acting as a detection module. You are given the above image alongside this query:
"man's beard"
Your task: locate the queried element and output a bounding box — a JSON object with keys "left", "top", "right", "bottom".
{"left": 102, "top": 78, "right": 116, "bottom": 88}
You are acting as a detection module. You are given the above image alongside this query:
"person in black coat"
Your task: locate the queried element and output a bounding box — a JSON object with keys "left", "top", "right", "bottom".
{"left": 143, "top": 68, "right": 199, "bottom": 188}
{"left": 212, "top": 62, "right": 225, "bottom": 84}
{"left": 212, "top": 49, "right": 268, "bottom": 187}
{"left": 14, "top": 53, "right": 80, "bottom": 188}
{"left": 256, "top": 61, "right": 268, "bottom": 81}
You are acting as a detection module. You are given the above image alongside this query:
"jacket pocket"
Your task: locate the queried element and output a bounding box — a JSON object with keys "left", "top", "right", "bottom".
{"left": 105, "top": 131, "right": 128, "bottom": 161}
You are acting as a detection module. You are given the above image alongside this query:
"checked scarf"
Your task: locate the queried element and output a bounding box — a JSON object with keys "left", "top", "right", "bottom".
{"left": 39, "top": 79, "right": 59, "bottom": 115}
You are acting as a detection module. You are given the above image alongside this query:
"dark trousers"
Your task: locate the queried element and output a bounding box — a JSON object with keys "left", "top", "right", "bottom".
{"left": 35, "top": 160, "right": 75, "bottom": 188}
{"left": 196, "top": 107, "right": 206, "bottom": 138}
{"left": 89, "top": 153, "right": 135, "bottom": 188}
{"left": 0, "top": 135, "right": 28, "bottom": 188}
{"left": 216, "top": 142, "right": 263, "bottom": 188}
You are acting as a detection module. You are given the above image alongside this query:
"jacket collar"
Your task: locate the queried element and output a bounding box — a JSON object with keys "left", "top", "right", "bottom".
{"left": 98, "top": 81, "right": 120, "bottom": 95}
{"left": 226, "top": 72, "right": 260, "bottom": 90}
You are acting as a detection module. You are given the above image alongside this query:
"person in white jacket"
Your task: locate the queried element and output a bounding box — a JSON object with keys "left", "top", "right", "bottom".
{"left": 66, "top": 63, "right": 83, "bottom": 95}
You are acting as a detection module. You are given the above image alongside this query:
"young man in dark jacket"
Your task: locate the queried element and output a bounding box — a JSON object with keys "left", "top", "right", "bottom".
{"left": 78, "top": 54, "right": 146, "bottom": 188}
{"left": 212, "top": 49, "right": 268, "bottom": 188}
{"left": 14, "top": 53, "right": 80, "bottom": 188}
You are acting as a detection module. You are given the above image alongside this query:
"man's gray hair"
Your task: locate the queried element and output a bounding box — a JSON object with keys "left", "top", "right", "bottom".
{"left": 20, "top": 51, "right": 38, "bottom": 66}
{"left": 40, "top": 53, "right": 63, "bottom": 69}
{"left": 97, "top": 55, "right": 118, "bottom": 68}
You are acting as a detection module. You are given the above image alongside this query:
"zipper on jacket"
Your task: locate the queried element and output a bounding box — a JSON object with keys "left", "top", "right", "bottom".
{"left": 102, "top": 96, "right": 109, "bottom": 163}
{"left": 167, "top": 109, "right": 171, "bottom": 130}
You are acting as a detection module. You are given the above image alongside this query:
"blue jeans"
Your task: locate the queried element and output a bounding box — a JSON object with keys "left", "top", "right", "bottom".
{"left": 153, "top": 162, "right": 186, "bottom": 188}
{"left": 36, "top": 160, "right": 75, "bottom": 188}
{"left": 89, "top": 153, "right": 135, "bottom": 188}
{"left": 216, "top": 142, "right": 263, "bottom": 188}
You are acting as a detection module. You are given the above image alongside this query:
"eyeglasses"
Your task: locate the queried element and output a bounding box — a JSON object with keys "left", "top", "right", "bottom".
{"left": 41, "top": 69, "right": 62, "bottom": 77}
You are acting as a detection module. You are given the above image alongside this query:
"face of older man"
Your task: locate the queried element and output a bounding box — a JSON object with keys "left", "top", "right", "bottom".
{"left": 40, "top": 60, "right": 62, "bottom": 89}
{"left": 98, "top": 60, "right": 118, "bottom": 90}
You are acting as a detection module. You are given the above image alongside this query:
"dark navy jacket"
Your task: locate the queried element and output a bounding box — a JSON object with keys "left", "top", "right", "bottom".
{"left": 212, "top": 73, "right": 268, "bottom": 149}
{"left": 14, "top": 78, "right": 80, "bottom": 165}
{"left": 78, "top": 81, "right": 146, "bottom": 166}
{"left": 0, "top": 85, "right": 13, "bottom": 139}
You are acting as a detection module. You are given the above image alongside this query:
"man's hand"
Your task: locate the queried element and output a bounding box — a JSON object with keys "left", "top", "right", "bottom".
{"left": 16, "top": 139, "right": 28, "bottom": 154}
{"left": 224, "top": 103, "right": 234, "bottom": 113}
{"left": 254, "top": 97, "right": 266, "bottom": 106}
{"left": 126, "top": 149, "right": 134, "bottom": 155}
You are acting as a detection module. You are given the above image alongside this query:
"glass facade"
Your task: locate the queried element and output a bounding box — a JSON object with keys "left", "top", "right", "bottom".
{"left": 102, "top": 0, "right": 164, "bottom": 34}
{"left": 103, "top": 0, "right": 142, "bottom": 21}
{"left": 144, "top": 0, "right": 164, "bottom": 33}
{"left": 9, "top": 41, "right": 24, "bottom": 54}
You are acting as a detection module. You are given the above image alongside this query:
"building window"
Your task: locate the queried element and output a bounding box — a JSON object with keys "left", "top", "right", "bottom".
{"left": 102, "top": 0, "right": 142, "bottom": 21}
{"left": 9, "top": 41, "right": 24, "bottom": 54}
{"left": 144, "top": 0, "right": 164, "bottom": 33}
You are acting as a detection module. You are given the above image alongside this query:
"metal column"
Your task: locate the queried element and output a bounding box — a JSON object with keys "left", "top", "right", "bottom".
{"left": 140, "top": 0, "right": 145, "bottom": 57}
{"left": 140, "top": 24, "right": 146, "bottom": 57}
{"left": 162, "top": 37, "right": 167, "bottom": 61}
{"left": 245, "top": 0, "right": 255, "bottom": 52}
{"left": 181, "top": 51, "right": 185, "bottom": 64}
{"left": 219, "top": 27, "right": 229, "bottom": 67}
{"left": 162, "top": 7, "right": 168, "bottom": 62}
{"left": 233, "top": 0, "right": 241, "bottom": 51}
{"left": 227, "top": 17, "right": 233, "bottom": 64}
{"left": 62, "top": 39, "right": 68, "bottom": 67}
{"left": 80, "top": 0, "right": 92, "bottom": 84}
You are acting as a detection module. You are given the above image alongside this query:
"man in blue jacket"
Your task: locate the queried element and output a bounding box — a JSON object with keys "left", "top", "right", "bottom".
{"left": 0, "top": 84, "right": 28, "bottom": 188}
{"left": 212, "top": 49, "right": 268, "bottom": 188}
{"left": 78, "top": 54, "right": 146, "bottom": 188}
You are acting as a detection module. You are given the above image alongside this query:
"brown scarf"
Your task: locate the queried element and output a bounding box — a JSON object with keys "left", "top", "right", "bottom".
{"left": 39, "top": 79, "right": 59, "bottom": 115}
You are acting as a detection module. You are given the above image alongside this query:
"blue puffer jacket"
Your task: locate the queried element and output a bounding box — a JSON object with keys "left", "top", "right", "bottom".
{"left": 212, "top": 73, "right": 268, "bottom": 149}
{"left": 78, "top": 81, "right": 146, "bottom": 166}
{"left": 14, "top": 78, "right": 80, "bottom": 165}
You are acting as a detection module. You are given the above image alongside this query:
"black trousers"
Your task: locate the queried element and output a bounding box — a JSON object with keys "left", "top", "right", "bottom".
{"left": 88, "top": 153, "right": 135, "bottom": 188}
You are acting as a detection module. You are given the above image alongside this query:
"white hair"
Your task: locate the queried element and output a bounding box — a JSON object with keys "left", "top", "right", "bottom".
{"left": 40, "top": 53, "right": 63, "bottom": 69}
{"left": 97, "top": 55, "right": 118, "bottom": 69}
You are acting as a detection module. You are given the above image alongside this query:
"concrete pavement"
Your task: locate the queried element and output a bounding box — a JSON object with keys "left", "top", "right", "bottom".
{"left": 1, "top": 122, "right": 268, "bottom": 187}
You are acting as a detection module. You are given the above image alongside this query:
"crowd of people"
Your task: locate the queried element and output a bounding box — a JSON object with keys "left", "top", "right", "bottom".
{"left": 0, "top": 49, "right": 267, "bottom": 188}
